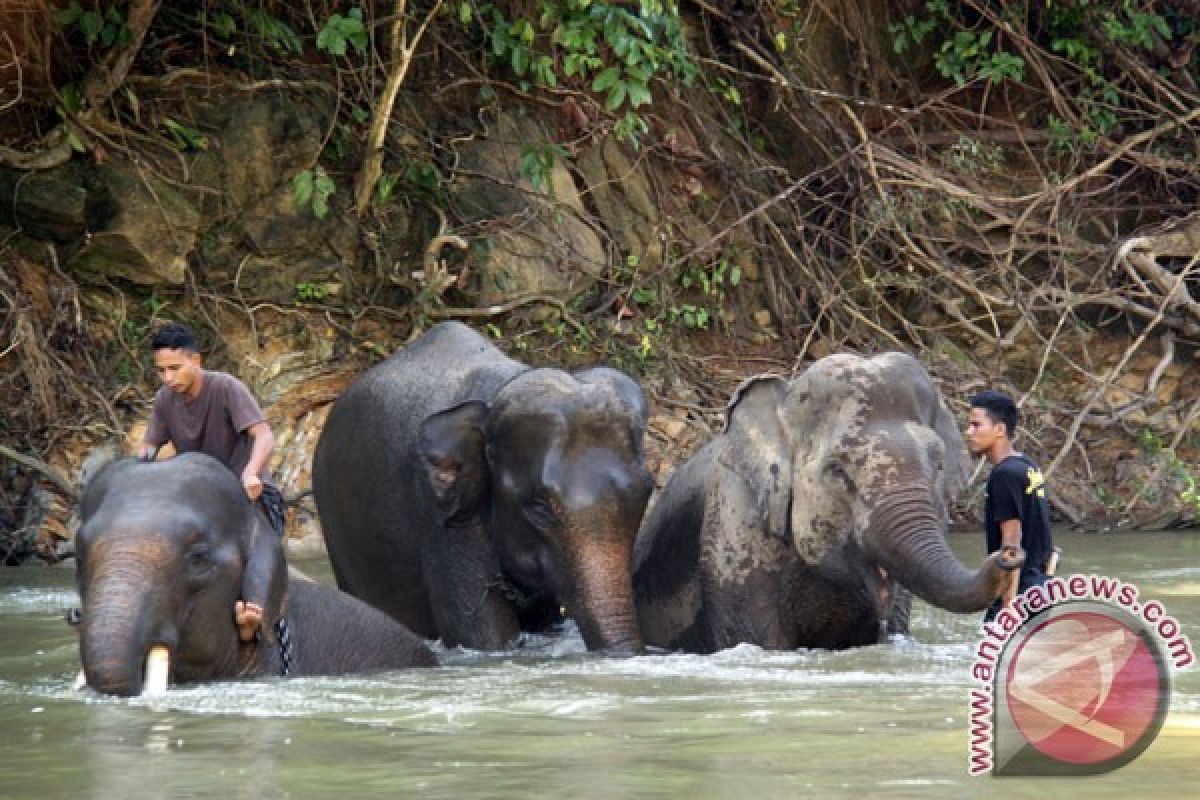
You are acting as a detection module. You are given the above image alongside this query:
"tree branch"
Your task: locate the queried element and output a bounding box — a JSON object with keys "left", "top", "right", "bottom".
{"left": 355, "top": 0, "right": 444, "bottom": 217}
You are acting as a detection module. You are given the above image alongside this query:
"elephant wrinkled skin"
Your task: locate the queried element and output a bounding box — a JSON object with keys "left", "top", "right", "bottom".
{"left": 634, "top": 352, "right": 1022, "bottom": 652}
{"left": 313, "top": 321, "right": 653, "bottom": 653}
{"left": 75, "top": 453, "right": 435, "bottom": 696}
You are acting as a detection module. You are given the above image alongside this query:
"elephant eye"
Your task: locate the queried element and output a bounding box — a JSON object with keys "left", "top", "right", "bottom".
{"left": 185, "top": 544, "right": 211, "bottom": 569}
{"left": 523, "top": 496, "right": 560, "bottom": 530}
{"left": 826, "top": 462, "right": 853, "bottom": 487}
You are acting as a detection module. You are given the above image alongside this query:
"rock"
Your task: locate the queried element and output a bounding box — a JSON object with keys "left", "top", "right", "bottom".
{"left": 808, "top": 338, "right": 832, "bottom": 359}
{"left": 1103, "top": 386, "right": 1135, "bottom": 409}
{"left": 577, "top": 136, "right": 663, "bottom": 268}
{"left": 190, "top": 92, "right": 328, "bottom": 212}
{"left": 1155, "top": 377, "right": 1179, "bottom": 404}
{"left": 451, "top": 113, "right": 606, "bottom": 304}
{"left": 0, "top": 163, "right": 87, "bottom": 241}
{"left": 1116, "top": 372, "right": 1146, "bottom": 392}
{"left": 69, "top": 160, "right": 201, "bottom": 285}
{"left": 738, "top": 254, "right": 760, "bottom": 282}
{"left": 658, "top": 415, "right": 688, "bottom": 440}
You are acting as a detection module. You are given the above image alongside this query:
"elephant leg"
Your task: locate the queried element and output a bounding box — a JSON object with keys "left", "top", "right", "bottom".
{"left": 422, "top": 520, "right": 519, "bottom": 649}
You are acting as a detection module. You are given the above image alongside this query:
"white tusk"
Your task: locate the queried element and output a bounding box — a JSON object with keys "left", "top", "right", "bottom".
{"left": 74, "top": 669, "right": 87, "bottom": 691}
{"left": 143, "top": 646, "right": 170, "bottom": 695}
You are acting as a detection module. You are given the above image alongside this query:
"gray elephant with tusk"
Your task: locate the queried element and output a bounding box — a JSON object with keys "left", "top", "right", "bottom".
{"left": 633, "top": 352, "right": 1024, "bottom": 653}
{"left": 73, "top": 452, "right": 435, "bottom": 697}
{"left": 312, "top": 321, "right": 654, "bottom": 654}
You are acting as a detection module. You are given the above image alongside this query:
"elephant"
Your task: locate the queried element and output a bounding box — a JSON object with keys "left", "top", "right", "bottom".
{"left": 633, "top": 352, "right": 1023, "bottom": 652}
{"left": 312, "top": 321, "right": 654, "bottom": 653}
{"left": 74, "top": 452, "right": 436, "bottom": 697}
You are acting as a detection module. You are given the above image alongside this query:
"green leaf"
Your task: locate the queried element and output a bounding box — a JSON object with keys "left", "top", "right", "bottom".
{"left": 292, "top": 170, "right": 314, "bottom": 208}
{"left": 511, "top": 45, "right": 530, "bottom": 75}
{"left": 212, "top": 12, "right": 236, "bottom": 38}
{"left": 79, "top": 10, "right": 103, "bottom": 43}
{"left": 60, "top": 84, "right": 82, "bottom": 114}
{"left": 592, "top": 66, "right": 621, "bottom": 92}
{"left": 606, "top": 81, "right": 628, "bottom": 111}
{"left": 64, "top": 124, "right": 86, "bottom": 153}
{"left": 459, "top": 1, "right": 473, "bottom": 25}
{"left": 626, "top": 81, "right": 651, "bottom": 108}
{"left": 315, "top": 174, "right": 336, "bottom": 195}
{"left": 53, "top": 2, "right": 82, "bottom": 27}
{"left": 312, "top": 192, "right": 329, "bottom": 219}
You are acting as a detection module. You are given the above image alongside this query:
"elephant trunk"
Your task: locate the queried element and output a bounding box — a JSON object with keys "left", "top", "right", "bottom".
{"left": 867, "top": 487, "right": 1023, "bottom": 613}
{"left": 565, "top": 540, "right": 644, "bottom": 654}
{"left": 80, "top": 559, "right": 173, "bottom": 697}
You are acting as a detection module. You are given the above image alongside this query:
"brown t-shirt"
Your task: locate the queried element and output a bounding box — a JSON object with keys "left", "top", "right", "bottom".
{"left": 145, "top": 370, "right": 274, "bottom": 487}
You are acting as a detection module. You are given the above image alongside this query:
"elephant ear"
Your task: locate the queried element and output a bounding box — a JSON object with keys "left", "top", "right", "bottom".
{"left": 239, "top": 510, "right": 287, "bottom": 630}
{"left": 418, "top": 401, "right": 490, "bottom": 526}
{"left": 717, "top": 375, "right": 793, "bottom": 540}
{"left": 930, "top": 392, "right": 970, "bottom": 502}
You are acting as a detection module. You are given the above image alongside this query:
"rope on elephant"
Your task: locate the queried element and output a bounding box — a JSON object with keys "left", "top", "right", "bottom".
{"left": 275, "top": 617, "right": 293, "bottom": 677}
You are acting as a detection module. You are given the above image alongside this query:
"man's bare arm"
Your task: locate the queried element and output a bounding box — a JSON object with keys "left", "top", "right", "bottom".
{"left": 241, "top": 421, "right": 275, "bottom": 500}
{"left": 999, "top": 518, "right": 1023, "bottom": 606}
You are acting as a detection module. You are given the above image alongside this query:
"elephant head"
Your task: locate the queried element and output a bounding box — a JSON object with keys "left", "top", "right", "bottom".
{"left": 721, "top": 353, "right": 1020, "bottom": 615}
{"left": 74, "top": 453, "right": 285, "bottom": 696}
{"left": 418, "top": 367, "right": 653, "bottom": 653}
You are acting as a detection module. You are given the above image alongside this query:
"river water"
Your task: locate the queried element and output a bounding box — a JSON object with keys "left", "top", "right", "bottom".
{"left": 1, "top": 532, "right": 1197, "bottom": 799}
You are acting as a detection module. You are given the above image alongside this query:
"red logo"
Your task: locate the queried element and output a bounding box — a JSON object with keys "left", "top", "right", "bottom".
{"left": 1005, "top": 611, "right": 1167, "bottom": 766}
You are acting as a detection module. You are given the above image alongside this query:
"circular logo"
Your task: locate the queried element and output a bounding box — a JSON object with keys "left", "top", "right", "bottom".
{"left": 1004, "top": 609, "right": 1170, "bottom": 768}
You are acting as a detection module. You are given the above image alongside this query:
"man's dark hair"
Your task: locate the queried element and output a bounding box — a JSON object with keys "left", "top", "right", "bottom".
{"left": 150, "top": 323, "right": 198, "bottom": 353}
{"left": 970, "top": 389, "right": 1018, "bottom": 437}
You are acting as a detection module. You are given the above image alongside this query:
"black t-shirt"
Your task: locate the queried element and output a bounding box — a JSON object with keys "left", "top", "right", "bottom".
{"left": 984, "top": 453, "right": 1053, "bottom": 574}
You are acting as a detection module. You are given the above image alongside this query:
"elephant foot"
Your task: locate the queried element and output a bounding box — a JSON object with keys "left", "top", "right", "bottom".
{"left": 234, "top": 600, "right": 263, "bottom": 642}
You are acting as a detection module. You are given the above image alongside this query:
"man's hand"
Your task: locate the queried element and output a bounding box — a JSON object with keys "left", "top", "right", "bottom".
{"left": 235, "top": 600, "right": 263, "bottom": 643}
{"left": 242, "top": 470, "right": 263, "bottom": 501}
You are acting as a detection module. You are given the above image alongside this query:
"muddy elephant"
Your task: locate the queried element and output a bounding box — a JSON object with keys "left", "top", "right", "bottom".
{"left": 74, "top": 453, "right": 435, "bottom": 696}
{"left": 633, "top": 352, "right": 1023, "bottom": 652}
{"left": 312, "top": 321, "right": 653, "bottom": 653}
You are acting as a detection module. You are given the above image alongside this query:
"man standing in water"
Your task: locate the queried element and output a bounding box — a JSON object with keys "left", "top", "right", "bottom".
{"left": 965, "top": 390, "right": 1054, "bottom": 622}
{"left": 139, "top": 322, "right": 284, "bottom": 641}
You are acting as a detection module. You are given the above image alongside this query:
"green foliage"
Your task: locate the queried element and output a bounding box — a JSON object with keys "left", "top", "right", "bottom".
{"left": 196, "top": 8, "right": 238, "bottom": 40}
{"left": 1135, "top": 429, "right": 1200, "bottom": 516}
{"left": 944, "top": 135, "right": 1005, "bottom": 176}
{"left": 630, "top": 253, "right": 742, "bottom": 336}
{"left": 402, "top": 159, "right": 445, "bottom": 204}
{"left": 888, "top": 1, "right": 1190, "bottom": 154}
{"left": 53, "top": 2, "right": 131, "bottom": 48}
{"left": 461, "top": 0, "right": 695, "bottom": 143}
{"left": 246, "top": 8, "right": 303, "bottom": 54}
{"left": 317, "top": 7, "right": 368, "bottom": 56}
{"left": 891, "top": 3, "right": 1024, "bottom": 86}
{"left": 161, "top": 117, "right": 209, "bottom": 151}
{"left": 375, "top": 171, "right": 401, "bottom": 206}
{"left": 294, "top": 282, "right": 328, "bottom": 302}
{"left": 292, "top": 167, "right": 336, "bottom": 218}
{"left": 519, "top": 142, "right": 569, "bottom": 193}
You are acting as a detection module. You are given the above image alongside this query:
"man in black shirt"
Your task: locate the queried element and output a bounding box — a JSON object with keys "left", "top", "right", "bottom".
{"left": 966, "top": 390, "right": 1054, "bottom": 622}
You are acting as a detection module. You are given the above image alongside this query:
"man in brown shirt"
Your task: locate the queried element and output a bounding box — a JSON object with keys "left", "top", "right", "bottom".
{"left": 139, "top": 322, "right": 283, "bottom": 641}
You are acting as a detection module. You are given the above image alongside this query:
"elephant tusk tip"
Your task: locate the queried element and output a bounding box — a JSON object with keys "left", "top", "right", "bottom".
{"left": 73, "top": 669, "right": 87, "bottom": 691}
{"left": 143, "top": 645, "right": 171, "bottom": 695}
